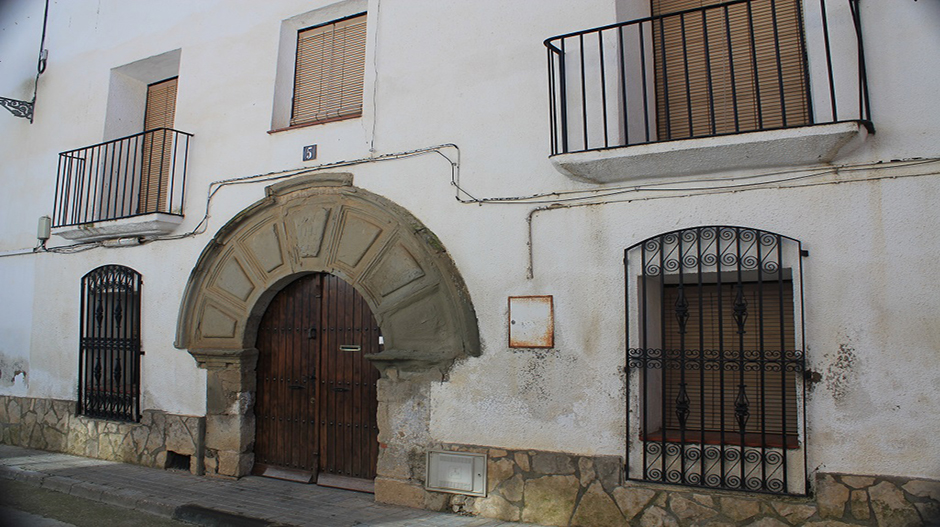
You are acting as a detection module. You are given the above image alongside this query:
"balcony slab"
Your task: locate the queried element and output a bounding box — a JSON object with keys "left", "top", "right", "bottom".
{"left": 551, "top": 121, "right": 868, "bottom": 184}
{"left": 52, "top": 213, "right": 183, "bottom": 242}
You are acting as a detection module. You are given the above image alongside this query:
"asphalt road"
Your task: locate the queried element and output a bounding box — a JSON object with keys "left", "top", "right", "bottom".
{"left": 0, "top": 479, "right": 190, "bottom": 527}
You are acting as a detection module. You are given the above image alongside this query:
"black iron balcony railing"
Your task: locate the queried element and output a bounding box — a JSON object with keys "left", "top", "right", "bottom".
{"left": 53, "top": 128, "right": 192, "bottom": 228}
{"left": 545, "top": 0, "right": 871, "bottom": 155}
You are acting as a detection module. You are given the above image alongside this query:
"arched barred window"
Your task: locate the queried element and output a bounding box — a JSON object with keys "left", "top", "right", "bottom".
{"left": 624, "top": 226, "right": 807, "bottom": 495}
{"left": 78, "top": 265, "right": 142, "bottom": 422}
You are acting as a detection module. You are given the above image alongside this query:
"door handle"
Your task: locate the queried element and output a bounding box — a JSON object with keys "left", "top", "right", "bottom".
{"left": 308, "top": 327, "right": 317, "bottom": 340}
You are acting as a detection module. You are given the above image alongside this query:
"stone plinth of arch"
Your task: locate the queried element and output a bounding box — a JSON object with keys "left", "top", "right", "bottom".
{"left": 175, "top": 173, "right": 480, "bottom": 480}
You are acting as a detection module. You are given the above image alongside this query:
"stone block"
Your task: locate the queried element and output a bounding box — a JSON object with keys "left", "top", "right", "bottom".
{"left": 594, "top": 456, "right": 623, "bottom": 492}
{"left": 612, "top": 486, "right": 656, "bottom": 521}
{"left": 216, "top": 449, "right": 250, "bottom": 477}
{"left": 531, "top": 452, "right": 575, "bottom": 475}
{"left": 669, "top": 494, "right": 717, "bottom": 523}
{"left": 578, "top": 457, "right": 595, "bottom": 486}
{"left": 500, "top": 474, "right": 524, "bottom": 503}
{"left": 375, "top": 477, "right": 426, "bottom": 509}
{"left": 488, "top": 458, "right": 515, "bottom": 493}
{"left": 915, "top": 500, "right": 940, "bottom": 525}
{"left": 817, "top": 473, "right": 849, "bottom": 519}
{"left": 522, "top": 475, "right": 579, "bottom": 526}
{"left": 772, "top": 501, "right": 817, "bottom": 524}
{"left": 42, "top": 426, "right": 67, "bottom": 452}
{"left": 719, "top": 496, "right": 760, "bottom": 522}
{"left": 849, "top": 489, "right": 870, "bottom": 520}
{"left": 692, "top": 494, "right": 714, "bottom": 508}
{"left": 571, "top": 481, "right": 623, "bottom": 527}
{"left": 165, "top": 417, "right": 197, "bottom": 455}
{"left": 205, "top": 414, "right": 253, "bottom": 452}
{"left": 145, "top": 426, "right": 164, "bottom": 453}
{"left": 903, "top": 478, "right": 940, "bottom": 502}
{"left": 868, "top": 480, "right": 921, "bottom": 527}
{"left": 489, "top": 448, "right": 508, "bottom": 458}
{"left": 376, "top": 444, "right": 414, "bottom": 480}
{"left": 841, "top": 475, "right": 875, "bottom": 489}
{"left": 474, "top": 494, "right": 521, "bottom": 522}
{"left": 203, "top": 453, "right": 218, "bottom": 475}
{"left": 155, "top": 451, "right": 168, "bottom": 468}
{"left": 638, "top": 506, "right": 678, "bottom": 527}
{"left": 514, "top": 452, "right": 530, "bottom": 472}
{"left": 746, "top": 519, "right": 789, "bottom": 527}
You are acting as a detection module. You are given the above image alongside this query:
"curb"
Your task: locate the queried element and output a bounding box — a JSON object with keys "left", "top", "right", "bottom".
{"left": 0, "top": 465, "right": 286, "bottom": 527}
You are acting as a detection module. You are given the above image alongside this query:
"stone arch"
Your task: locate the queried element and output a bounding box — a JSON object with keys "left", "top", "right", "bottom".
{"left": 176, "top": 173, "right": 479, "bottom": 370}
{"left": 174, "top": 173, "right": 480, "bottom": 478}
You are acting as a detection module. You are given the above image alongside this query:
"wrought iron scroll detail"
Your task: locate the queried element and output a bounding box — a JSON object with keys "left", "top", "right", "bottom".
{"left": 625, "top": 226, "right": 807, "bottom": 496}
{"left": 0, "top": 96, "right": 33, "bottom": 120}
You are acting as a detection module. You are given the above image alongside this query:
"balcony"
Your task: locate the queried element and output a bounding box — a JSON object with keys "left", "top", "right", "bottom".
{"left": 545, "top": 0, "right": 872, "bottom": 183}
{"left": 52, "top": 128, "right": 192, "bottom": 241}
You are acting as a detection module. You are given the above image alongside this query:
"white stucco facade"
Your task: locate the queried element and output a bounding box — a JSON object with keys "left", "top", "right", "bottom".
{"left": 2, "top": 0, "right": 939, "bottom": 518}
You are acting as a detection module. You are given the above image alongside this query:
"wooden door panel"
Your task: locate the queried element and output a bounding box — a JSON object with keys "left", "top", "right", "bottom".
{"left": 255, "top": 273, "right": 378, "bottom": 486}
{"left": 254, "top": 274, "right": 319, "bottom": 477}
{"left": 319, "top": 274, "right": 380, "bottom": 481}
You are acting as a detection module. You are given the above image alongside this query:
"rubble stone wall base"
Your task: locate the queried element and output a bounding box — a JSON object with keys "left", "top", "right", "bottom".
{"left": 378, "top": 443, "right": 940, "bottom": 527}
{"left": 0, "top": 395, "right": 205, "bottom": 475}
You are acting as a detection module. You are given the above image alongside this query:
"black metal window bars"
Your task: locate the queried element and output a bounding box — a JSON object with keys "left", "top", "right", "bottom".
{"left": 53, "top": 128, "right": 192, "bottom": 228}
{"left": 78, "top": 265, "right": 142, "bottom": 422}
{"left": 545, "top": 0, "right": 871, "bottom": 155}
{"left": 624, "top": 227, "right": 807, "bottom": 495}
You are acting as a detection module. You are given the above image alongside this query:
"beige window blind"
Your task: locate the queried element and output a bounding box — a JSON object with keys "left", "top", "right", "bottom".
{"left": 291, "top": 13, "right": 367, "bottom": 126}
{"left": 651, "top": 0, "right": 810, "bottom": 141}
{"left": 141, "top": 77, "right": 177, "bottom": 214}
{"left": 661, "top": 281, "right": 799, "bottom": 438}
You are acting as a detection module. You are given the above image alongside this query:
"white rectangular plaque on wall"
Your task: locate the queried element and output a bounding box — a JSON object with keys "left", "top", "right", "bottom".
{"left": 425, "top": 451, "right": 487, "bottom": 497}
{"left": 508, "top": 295, "right": 554, "bottom": 348}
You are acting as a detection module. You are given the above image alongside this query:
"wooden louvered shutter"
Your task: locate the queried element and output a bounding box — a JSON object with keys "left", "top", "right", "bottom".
{"left": 663, "top": 281, "right": 798, "bottom": 439}
{"left": 291, "top": 14, "right": 367, "bottom": 126}
{"left": 651, "top": 0, "right": 810, "bottom": 141}
{"left": 140, "top": 77, "right": 177, "bottom": 214}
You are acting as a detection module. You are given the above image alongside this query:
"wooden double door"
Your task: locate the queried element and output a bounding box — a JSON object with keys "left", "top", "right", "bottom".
{"left": 253, "top": 273, "right": 380, "bottom": 491}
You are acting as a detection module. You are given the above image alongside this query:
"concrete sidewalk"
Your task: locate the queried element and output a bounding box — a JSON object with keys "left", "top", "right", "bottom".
{"left": 0, "top": 445, "right": 529, "bottom": 527}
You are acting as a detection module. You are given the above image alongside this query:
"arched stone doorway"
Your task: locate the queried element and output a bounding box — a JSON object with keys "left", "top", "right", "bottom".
{"left": 175, "top": 173, "right": 479, "bottom": 500}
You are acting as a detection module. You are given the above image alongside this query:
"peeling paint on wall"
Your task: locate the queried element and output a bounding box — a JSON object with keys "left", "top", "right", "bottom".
{"left": 0, "top": 354, "right": 28, "bottom": 388}
{"left": 825, "top": 344, "right": 858, "bottom": 401}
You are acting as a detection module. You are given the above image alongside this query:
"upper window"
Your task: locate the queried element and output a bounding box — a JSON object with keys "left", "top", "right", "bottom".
{"left": 78, "top": 265, "right": 142, "bottom": 422}
{"left": 141, "top": 77, "right": 179, "bottom": 214}
{"left": 650, "top": 0, "right": 810, "bottom": 141}
{"left": 290, "top": 13, "right": 367, "bottom": 127}
{"left": 624, "top": 226, "right": 807, "bottom": 495}
{"left": 53, "top": 51, "right": 191, "bottom": 236}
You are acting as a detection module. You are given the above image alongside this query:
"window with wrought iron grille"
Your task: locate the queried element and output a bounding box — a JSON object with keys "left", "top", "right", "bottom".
{"left": 78, "top": 265, "right": 142, "bottom": 422}
{"left": 290, "top": 13, "right": 367, "bottom": 127}
{"left": 624, "top": 226, "right": 807, "bottom": 495}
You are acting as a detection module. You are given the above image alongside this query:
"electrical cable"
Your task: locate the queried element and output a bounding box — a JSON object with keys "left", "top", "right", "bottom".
{"left": 9, "top": 141, "right": 939, "bottom": 258}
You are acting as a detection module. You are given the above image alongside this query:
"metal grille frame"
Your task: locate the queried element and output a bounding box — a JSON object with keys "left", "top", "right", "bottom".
{"left": 78, "top": 265, "right": 142, "bottom": 422}
{"left": 624, "top": 226, "right": 807, "bottom": 496}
